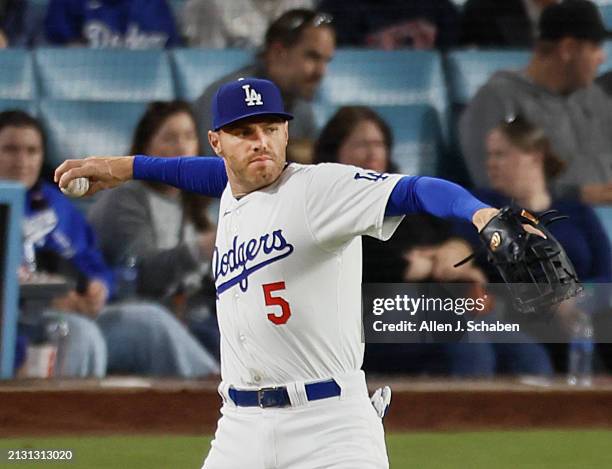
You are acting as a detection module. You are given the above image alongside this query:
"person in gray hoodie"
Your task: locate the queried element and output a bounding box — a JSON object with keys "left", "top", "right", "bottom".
{"left": 459, "top": 0, "right": 612, "bottom": 204}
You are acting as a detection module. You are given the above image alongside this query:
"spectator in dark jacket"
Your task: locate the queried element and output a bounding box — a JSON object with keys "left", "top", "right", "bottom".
{"left": 460, "top": 0, "right": 558, "bottom": 48}
{"left": 454, "top": 116, "right": 612, "bottom": 372}
{"left": 318, "top": 0, "right": 460, "bottom": 49}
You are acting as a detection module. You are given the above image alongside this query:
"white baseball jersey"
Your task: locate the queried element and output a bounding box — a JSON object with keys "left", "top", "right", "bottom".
{"left": 212, "top": 162, "right": 404, "bottom": 388}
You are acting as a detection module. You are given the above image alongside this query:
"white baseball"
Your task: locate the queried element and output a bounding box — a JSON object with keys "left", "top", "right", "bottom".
{"left": 60, "top": 177, "right": 90, "bottom": 197}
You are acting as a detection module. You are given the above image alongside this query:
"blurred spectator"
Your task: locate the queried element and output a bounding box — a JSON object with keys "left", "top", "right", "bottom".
{"left": 314, "top": 106, "right": 553, "bottom": 376}
{"left": 455, "top": 116, "right": 611, "bottom": 370}
{"left": 182, "top": 0, "right": 315, "bottom": 48}
{"left": 45, "top": 0, "right": 181, "bottom": 48}
{"left": 88, "top": 101, "right": 221, "bottom": 359}
{"left": 460, "top": 0, "right": 612, "bottom": 204}
{"left": 460, "top": 0, "right": 558, "bottom": 48}
{"left": 0, "top": 0, "right": 38, "bottom": 46}
{"left": 194, "top": 9, "right": 335, "bottom": 163}
{"left": 459, "top": 115, "right": 611, "bottom": 283}
{"left": 0, "top": 109, "right": 218, "bottom": 378}
{"left": 318, "top": 0, "right": 459, "bottom": 49}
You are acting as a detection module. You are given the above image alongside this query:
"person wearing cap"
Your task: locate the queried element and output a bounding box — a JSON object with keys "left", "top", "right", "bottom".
{"left": 193, "top": 8, "right": 335, "bottom": 164}
{"left": 459, "top": 0, "right": 612, "bottom": 204}
{"left": 55, "top": 77, "right": 514, "bottom": 468}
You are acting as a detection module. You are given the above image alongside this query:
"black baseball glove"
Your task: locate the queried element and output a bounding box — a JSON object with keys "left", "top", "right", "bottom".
{"left": 457, "top": 206, "right": 582, "bottom": 313}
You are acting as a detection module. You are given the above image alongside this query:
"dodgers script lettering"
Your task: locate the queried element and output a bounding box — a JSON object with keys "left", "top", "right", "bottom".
{"left": 213, "top": 230, "right": 294, "bottom": 295}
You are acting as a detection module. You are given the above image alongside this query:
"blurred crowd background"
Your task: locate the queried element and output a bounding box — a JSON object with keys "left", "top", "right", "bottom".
{"left": 1, "top": 0, "right": 612, "bottom": 382}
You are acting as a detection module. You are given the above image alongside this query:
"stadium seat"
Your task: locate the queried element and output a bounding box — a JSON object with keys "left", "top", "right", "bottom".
{"left": 34, "top": 49, "right": 174, "bottom": 101}
{"left": 443, "top": 49, "right": 530, "bottom": 184}
{"left": 313, "top": 103, "right": 443, "bottom": 176}
{"left": 0, "top": 50, "right": 35, "bottom": 100}
{"left": 318, "top": 50, "right": 444, "bottom": 105}
{"left": 445, "top": 49, "right": 530, "bottom": 107}
{"left": 171, "top": 48, "right": 253, "bottom": 101}
{"left": 599, "top": 3, "right": 612, "bottom": 30}
{"left": 599, "top": 40, "right": 612, "bottom": 74}
{"left": 39, "top": 100, "right": 148, "bottom": 169}
{"left": 0, "top": 99, "right": 36, "bottom": 115}
{"left": 317, "top": 50, "right": 448, "bottom": 135}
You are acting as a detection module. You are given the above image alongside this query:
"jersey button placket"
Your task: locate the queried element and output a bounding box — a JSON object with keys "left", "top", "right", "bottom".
{"left": 224, "top": 212, "right": 233, "bottom": 239}
{"left": 233, "top": 208, "right": 239, "bottom": 234}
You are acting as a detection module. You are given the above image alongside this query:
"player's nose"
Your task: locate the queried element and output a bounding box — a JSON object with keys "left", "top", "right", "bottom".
{"left": 252, "top": 126, "right": 270, "bottom": 149}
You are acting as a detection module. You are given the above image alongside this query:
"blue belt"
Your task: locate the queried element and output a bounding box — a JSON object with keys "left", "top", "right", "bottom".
{"left": 228, "top": 379, "right": 341, "bottom": 408}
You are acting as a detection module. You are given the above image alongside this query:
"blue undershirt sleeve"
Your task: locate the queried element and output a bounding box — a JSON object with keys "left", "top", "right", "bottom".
{"left": 132, "top": 155, "right": 228, "bottom": 198}
{"left": 385, "top": 176, "right": 490, "bottom": 222}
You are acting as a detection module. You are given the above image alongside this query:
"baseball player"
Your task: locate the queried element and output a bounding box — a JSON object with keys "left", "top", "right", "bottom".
{"left": 56, "top": 78, "right": 510, "bottom": 468}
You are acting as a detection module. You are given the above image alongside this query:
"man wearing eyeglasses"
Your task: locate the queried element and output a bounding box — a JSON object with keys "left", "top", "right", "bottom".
{"left": 194, "top": 9, "right": 335, "bottom": 163}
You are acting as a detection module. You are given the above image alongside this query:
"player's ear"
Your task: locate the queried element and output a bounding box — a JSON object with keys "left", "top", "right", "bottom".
{"left": 283, "top": 121, "right": 289, "bottom": 144}
{"left": 208, "top": 130, "right": 223, "bottom": 156}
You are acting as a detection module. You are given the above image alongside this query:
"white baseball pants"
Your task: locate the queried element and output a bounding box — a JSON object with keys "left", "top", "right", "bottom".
{"left": 201, "top": 371, "right": 389, "bottom": 469}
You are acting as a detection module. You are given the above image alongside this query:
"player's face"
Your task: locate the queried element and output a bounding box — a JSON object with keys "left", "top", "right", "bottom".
{"left": 565, "top": 40, "right": 605, "bottom": 90}
{"left": 0, "top": 125, "right": 43, "bottom": 189}
{"left": 209, "top": 117, "right": 289, "bottom": 195}
{"left": 282, "top": 26, "right": 335, "bottom": 100}
{"left": 486, "top": 129, "right": 542, "bottom": 195}
{"left": 146, "top": 111, "right": 199, "bottom": 157}
{"left": 337, "top": 120, "right": 389, "bottom": 173}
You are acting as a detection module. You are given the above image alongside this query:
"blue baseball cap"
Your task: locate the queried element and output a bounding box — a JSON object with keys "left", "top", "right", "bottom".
{"left": 211, "top": 77, "right": 294, "bottom": 130}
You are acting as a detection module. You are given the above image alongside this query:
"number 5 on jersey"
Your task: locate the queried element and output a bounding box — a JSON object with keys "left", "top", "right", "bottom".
{"left": 262, "top": 282, "right": 292, "bottom": 325}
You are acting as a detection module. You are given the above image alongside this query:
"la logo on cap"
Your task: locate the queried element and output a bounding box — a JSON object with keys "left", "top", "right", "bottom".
{"left": 242, "top": 84, "right": 263, "bottom": 107}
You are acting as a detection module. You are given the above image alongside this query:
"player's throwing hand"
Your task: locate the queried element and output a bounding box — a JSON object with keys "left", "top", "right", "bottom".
{"left": 54, "top": 156, "right": 134, "bottom": 196}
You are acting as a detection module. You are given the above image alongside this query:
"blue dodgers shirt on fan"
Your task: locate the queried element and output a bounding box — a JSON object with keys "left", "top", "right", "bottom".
{"left": 24, "top": 182, "right": 114, "bottom": 294}
{"left": 45, "top": 0, "right": 180, "bottom": 48}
